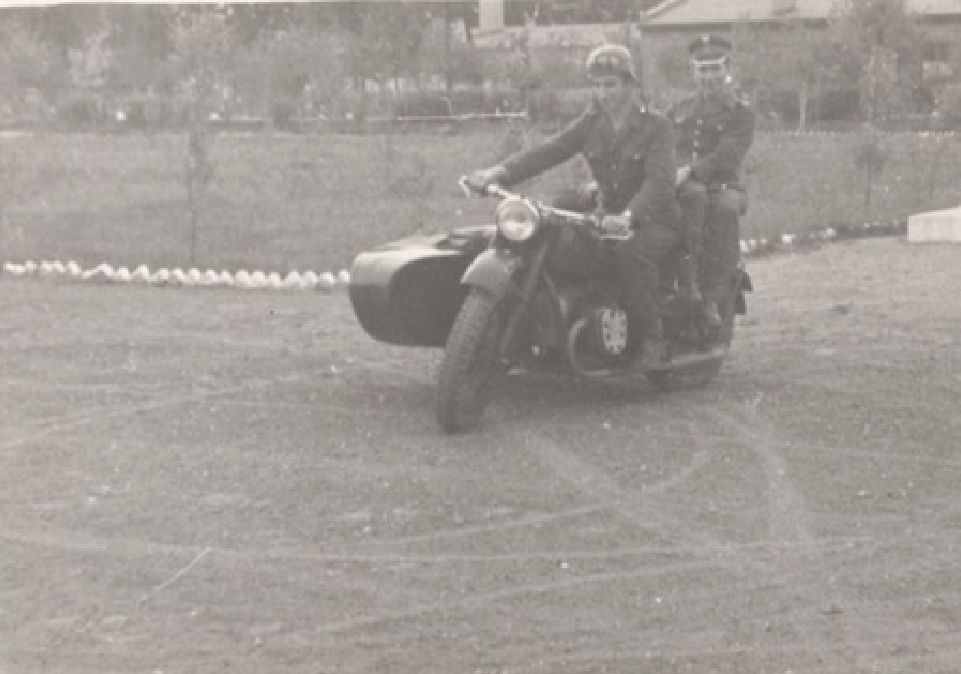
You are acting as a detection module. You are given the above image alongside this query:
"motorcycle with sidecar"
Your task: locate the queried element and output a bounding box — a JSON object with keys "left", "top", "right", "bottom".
{"left": 348, "top": 178, "right": 752, "bottom": 433}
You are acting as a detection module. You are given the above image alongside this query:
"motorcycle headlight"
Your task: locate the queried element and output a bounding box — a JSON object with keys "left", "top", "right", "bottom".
{"left": 495, "top": 196, "right": 539, "bottom": 242}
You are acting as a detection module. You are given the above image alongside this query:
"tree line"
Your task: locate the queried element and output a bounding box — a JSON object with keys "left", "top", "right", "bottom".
{"left": 1, "top": 0, "right": 959, "bottom": 131}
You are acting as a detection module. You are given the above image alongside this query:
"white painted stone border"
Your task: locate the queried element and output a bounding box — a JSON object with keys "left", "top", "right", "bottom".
{"left": 1, "top": 260, "right": 351, "bottom": 291}
{"left": 0, "top": 220, "right": 911, "bottom": 288}
{"left": 758, "top": 130, "right": 957, "bottom": 138}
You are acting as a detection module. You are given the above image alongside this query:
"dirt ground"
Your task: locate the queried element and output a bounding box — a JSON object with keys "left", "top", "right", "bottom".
{"left": 2, "top": 237, "right": 960, "bottom": 674}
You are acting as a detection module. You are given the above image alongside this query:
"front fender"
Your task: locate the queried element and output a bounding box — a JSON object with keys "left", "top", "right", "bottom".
{"left": 462, "top": 249, "right": 525, "bottom": 298}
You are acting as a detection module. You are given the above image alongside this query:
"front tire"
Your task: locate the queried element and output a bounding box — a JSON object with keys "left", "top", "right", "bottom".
{"left": 435, "top": 288, "right": 506, "bottom": 433}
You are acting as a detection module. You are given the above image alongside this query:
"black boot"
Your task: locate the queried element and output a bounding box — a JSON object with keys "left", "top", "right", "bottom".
{"left": 637, "top": 338, "right": 669, "bottom": 369}
{"left": 701, "top": 298, "right": 722, "bottom": 327}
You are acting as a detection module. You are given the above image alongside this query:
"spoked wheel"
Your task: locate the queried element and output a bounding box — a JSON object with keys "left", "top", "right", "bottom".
{"left": 647, "top": 294, "right": 735, "bottom": 392}
{"left": 435, "top": 288, "right": 508, "bottom": 433}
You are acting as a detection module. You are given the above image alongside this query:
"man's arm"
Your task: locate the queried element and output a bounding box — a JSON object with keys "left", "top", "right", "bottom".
{"left": 627, "top": 114, "right": 677, "bottom": 228}
{"left": 690, "top": 103, "right": 755, "bottom": 183}
{"left": 501, "top": 111, "right": 592, "bottom": 186}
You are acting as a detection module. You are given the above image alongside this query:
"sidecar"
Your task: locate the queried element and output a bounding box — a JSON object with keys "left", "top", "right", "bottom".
{"left": 348, "top": 226, "right": 494, "bottom": 347}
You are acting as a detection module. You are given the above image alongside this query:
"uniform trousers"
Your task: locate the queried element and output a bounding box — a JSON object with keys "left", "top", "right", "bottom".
{"left": 553, "top": 189, "right": 681, "bottom": 342}
{"left": 675, "top": 181, "right": 744, "bottom": 300}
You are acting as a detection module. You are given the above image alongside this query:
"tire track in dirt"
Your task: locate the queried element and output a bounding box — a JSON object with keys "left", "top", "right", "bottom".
{"left": 307, "top": 558, "right": 724, "bottom": 636}
{"left": 1, "top": 526, "right": 885, "bottom": 566}
{"left": 2, "top": 526, "right": 728, "bottom": 636}
{"left": 579, "top": 395, "right": 897, "bottom": 670}
{"left": 707, "top": 400, "right": 852, "bottom": 671}
{"left": 352, "top": 503, "right": 609, "bottom": 548}
{"left": 501, "top": 630, "right": 961, "bottom": 674}
{"left": 214, "top": 399, "right": 418, "bottom": 418}
{"left": 642, "top": 420, "right": 715, "bottom": 497}
{"left": 507, "top": 424, "right": 765, "bottom": 570}
{"left": 0, "top": 362, "right": 357, "bottom": 453}
{"left": 781, "top": 437, "right": 961, "bottom": 471}
{"left": 0, "top": 379, "right": 295, "bottom": 453}
{"left": 500, "top": 412, "right": 881, "bottom": 672}
{"left": 0, "top": 378, "right": 126, "bottom": 393}
{"left": 708, "top": 402, "right": 814, "bottom": 550}
{"left": 345, "top": 420, "right": 720, "bottom": 554}
{"left": 348, "top": 357, "right": 435, "bottom": 384}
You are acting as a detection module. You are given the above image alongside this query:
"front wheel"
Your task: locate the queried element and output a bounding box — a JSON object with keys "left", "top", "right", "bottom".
{"left": 435, "top": 288, "right": 507, "bottom": 433}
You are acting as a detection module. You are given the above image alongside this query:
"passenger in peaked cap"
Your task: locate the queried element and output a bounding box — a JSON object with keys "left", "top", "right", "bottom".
{"left": 467, "top": 43, "right": 683, "bottom": 370}
{"left": 667, "top": 33, "right": 754, "bottom": 327}
{"left": 688, "top": 34, "right": 734, "bottom": 100}
{"left": 689, "top": 33, "right": 732, "bottom": 60}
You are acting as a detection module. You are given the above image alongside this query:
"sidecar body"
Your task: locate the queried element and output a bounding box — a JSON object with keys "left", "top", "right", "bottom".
{"left": 348, "top": 226, "right": 493, "bottom": 347}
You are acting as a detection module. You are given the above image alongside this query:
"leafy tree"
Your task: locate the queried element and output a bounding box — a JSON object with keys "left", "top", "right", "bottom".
{"left": 417, "top": 17, "right": 485, "bottom": 91}
{"left": 233, "top": 24, "right": 348, "bottom": 125}
{"left": 167, "top": 9, "right": 234, "bottom": 121}
{"left": 344, "top": 2, "right": 431, "bottom": 85}
{"left": 166, "top": 9, "right": 234, "bottom": 265}
{"left": 734, "top": 20, "right": 844, "bottom": 130}
{"left": 421, "top": 1, "right": 479, "bottom": 44}
{"left": 0, "top": 24, "right": 59, "bottom": 113}
{"left": 829, "top": 0, "right": 922, "bottom": 122}
{"left": 223, "top": 3, "right": 298, "bottom": 43}
{"left": 647, "top": 35, "right": 691, "bottom": 106}
{"left": 4, "top": 5, "right": 105, "bottom": 64}
{"left": 103, "top": 5, "right": 176, "bottom": 93}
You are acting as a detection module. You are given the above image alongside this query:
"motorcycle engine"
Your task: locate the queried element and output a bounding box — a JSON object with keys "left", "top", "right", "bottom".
{"left": 527, "top": 289, "right": 567, "bottom": 351}
{"left": 585, "top": 304, "right": 629, "bottom": 359}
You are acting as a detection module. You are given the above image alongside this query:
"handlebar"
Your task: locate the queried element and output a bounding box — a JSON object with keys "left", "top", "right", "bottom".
{"left": 458, "top": 175, "right": 601, "bottom": 230}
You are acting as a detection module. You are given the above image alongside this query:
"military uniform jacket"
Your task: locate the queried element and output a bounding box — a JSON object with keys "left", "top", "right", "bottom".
{"left": 670, "top": 92, "right": 755, "bottom": 188}
{"left": 501, "top": 100, "right": 680, "bottom": 229}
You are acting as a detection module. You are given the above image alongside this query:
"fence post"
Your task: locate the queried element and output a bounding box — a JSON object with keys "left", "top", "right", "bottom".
{"left": 186, "top": 124, "right": 213, "bottom": 268}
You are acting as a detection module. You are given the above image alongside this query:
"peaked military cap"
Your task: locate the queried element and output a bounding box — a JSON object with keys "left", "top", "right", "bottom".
{"left": 688, "top": 34, "right": 732, "bottom": 62}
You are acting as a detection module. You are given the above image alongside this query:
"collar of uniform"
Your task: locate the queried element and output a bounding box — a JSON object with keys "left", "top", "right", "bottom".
{"left": 669, "top": 93, "right": 696, "bottom": 117}
{"left": 625, "top": 100, "right": 648, "bottom": 130}
{"left": 697, "top": 90, "right": 735, "bottom": 111}
{"left": 587, "top": 93, "right": 647, "bottom": 118}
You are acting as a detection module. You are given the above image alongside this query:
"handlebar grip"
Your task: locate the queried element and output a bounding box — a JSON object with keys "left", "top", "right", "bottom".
{"left": 487, "top": 185, "right": 511, "bottom": 200}
{"left": 458, "top": 176, "right": 511, "bottom": 200}
{"left": 457, "top": 176, "right": 475, "bottom": 198}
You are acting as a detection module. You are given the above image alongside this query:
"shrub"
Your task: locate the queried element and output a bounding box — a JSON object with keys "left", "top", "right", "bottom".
{"left": 939, "top": 83, "right": 961, "bottom": 123}
{"left": 122, "top": 93, "right": 188, "bottom": 129}
{"left": 391, "top": 89, "right": 525, "bottom": 119}
{"left": 813, "top": 88, "right": 861, "bottom": 123}
{"left": 271, "top": 98, "right": 300, "bottom": 130}
{"left": 392, "top": 91, "right": 452, "bottom": 118}
{"left": 53, "top": 89, "right": 108, "bottom": 127}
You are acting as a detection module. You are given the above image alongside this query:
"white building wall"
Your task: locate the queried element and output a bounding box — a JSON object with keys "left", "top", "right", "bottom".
{"left": 479, "top": 0, "right": 504, "bottom": 32}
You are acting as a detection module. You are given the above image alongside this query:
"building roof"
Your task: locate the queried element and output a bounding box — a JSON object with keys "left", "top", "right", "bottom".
{"left": 643, "top": 0, "right": 961, "bottom": 26}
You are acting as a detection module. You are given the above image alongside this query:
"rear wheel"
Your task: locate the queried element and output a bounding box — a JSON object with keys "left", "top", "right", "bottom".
{"left": 647, "top": 294, "right": 735, "bottom": 392}
{"left": 435, "top": 288, "right": 506, "bottom": 433}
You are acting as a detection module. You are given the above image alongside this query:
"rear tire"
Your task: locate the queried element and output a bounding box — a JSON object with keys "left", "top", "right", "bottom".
{"left": 435, "top": 288, "right": 506, "bottom": 433}
{"left": 647, "top": 294, "right": 735, "bottom": 392}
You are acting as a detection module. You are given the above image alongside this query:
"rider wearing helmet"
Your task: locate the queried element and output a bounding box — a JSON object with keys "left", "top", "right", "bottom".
{"left": 670, "top": 34, "right": 755, "bottom": 326}
{"left": 469, "top": 43, "right": 681, "bottom": 370}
